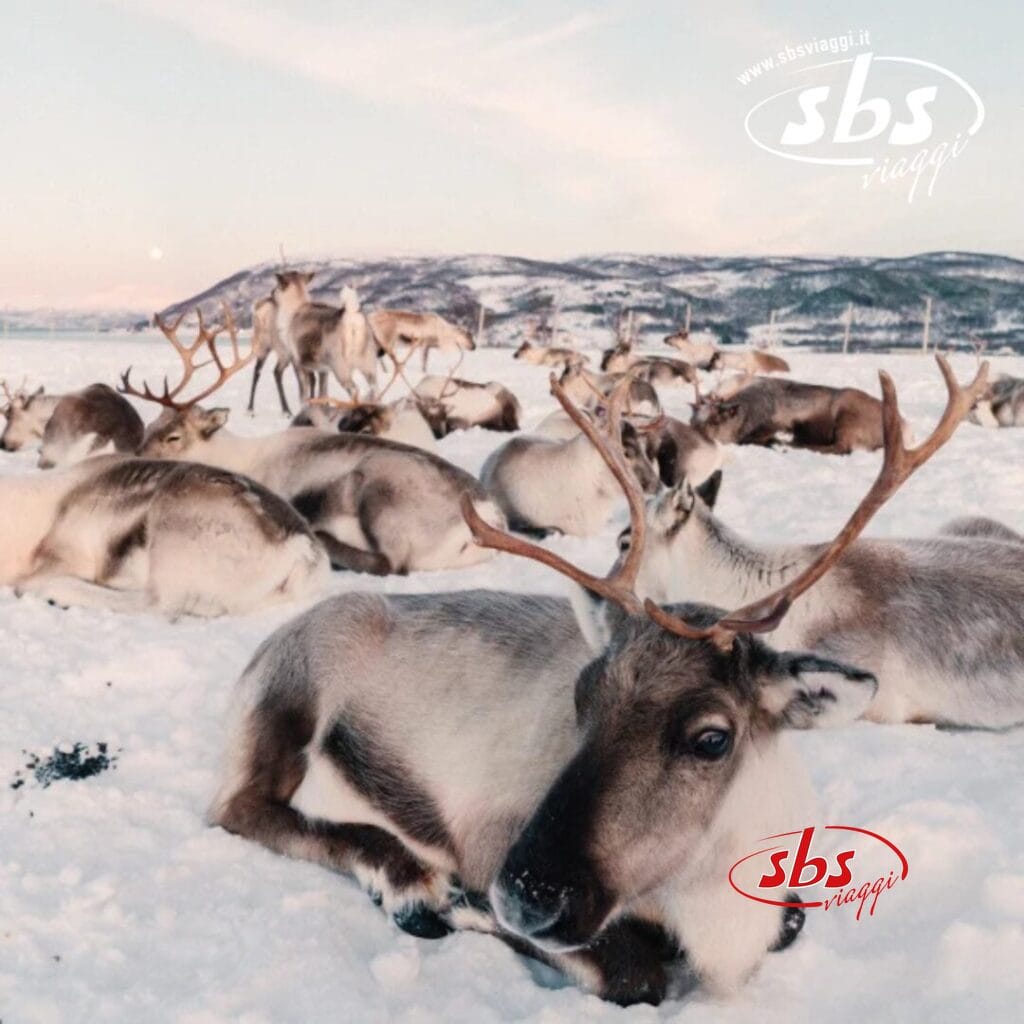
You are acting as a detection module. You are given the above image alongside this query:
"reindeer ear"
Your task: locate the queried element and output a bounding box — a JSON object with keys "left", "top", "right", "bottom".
{"left": 758, "top": 652, "right": 877, "bottom": 729}
{"left": 200, "top": 407, "right": 231, "bottom": 437}
{"left": 695, "top": 469, "right": 722, "bottom": 509}
{"left": 303, "top": 271, "right": 315, "bottom": 284}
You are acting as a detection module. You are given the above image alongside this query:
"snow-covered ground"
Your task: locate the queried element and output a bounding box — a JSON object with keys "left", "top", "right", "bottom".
{"left": 2, "top": 336, "right": 1023, "bottom": 1024}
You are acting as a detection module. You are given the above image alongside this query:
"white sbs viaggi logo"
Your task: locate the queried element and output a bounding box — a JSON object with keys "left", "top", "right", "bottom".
{"left": 739, "top": 33, "right": 984, "bottom": 202}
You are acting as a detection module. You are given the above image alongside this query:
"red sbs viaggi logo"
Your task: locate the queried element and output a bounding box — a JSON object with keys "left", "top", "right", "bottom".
{"left": 729, "top": 826, "right": 909, "bottom": 921}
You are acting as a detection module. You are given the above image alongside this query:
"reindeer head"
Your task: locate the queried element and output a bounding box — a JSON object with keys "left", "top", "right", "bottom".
{"left": 1, "top": 383, "right": 48, "bottom": 451}
{"left": 272, "top": 270, "right": 314, "bottom": 311}
{"left": 462, "top": 356, "right": 986, "bottom": 952}
{"left": 124, "top": 304, "right": 253, "bottom": 458}
{"left": 690, "top": 396, "right": 743, "bottom": 442}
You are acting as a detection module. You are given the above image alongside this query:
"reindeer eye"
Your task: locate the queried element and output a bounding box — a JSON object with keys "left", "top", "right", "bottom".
{"left": 164, "top": 434, "right": 182, "bottom": 444}
{"left": 691, "top": 728, "right": 732, "bottom": 760}
{"left": 617, "top": 528, "right": 631, "bottom": 553}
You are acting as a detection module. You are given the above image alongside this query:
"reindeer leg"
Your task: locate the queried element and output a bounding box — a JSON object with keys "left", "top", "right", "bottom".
{"left": 272, "top": 360, "right": 292, "bottom": 416}
{"left": 317, "top": 370, "right": 329, "bottom": 399}
{"left": 421, "top": 345, "right": 430, "bottom": 372}
{"left": 247, "top": 354, "right": 267, "bottom": 414}
{"left": 211, "top": 697, "right": 453, "bottom": 938}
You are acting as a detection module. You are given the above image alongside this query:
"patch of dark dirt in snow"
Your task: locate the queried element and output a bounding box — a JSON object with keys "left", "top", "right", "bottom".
{"left": 9, "top": 742, "right": 120, "bottom": 790}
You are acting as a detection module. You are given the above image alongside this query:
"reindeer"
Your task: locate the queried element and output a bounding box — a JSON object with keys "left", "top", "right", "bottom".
{"left": 632, "top": 359, "right": 1024, "bottom": 728}
{"left": 126, "top": 308, "right": 505, "bottom": 576}
{"left": 643, "top": 417, "right": 723, "bottom": 489}
{"left": 692, "top": 376, "right": 913, "bottom": 454}
{"left": 290, "top": 343, "right": 437, "bottom": 453}
{"left": 513, "top": 338, "right": 588, "bottom": 370}
{"left": 481, "top": 379, "right": 661, "bottom": 536}
{"left": 208, "top": 366, "right": 967, "bottom": 1005}
{"left": 0, "top": 456, "right": 328, "bottom": 616}
{"left": 663, "top": 328, "right": 717, "bottom": 369}
{"left": 247, "top": 296, "right": 297, "bottom": 415}
{"left": 37, "top": 384, "right": 144, "bottom": 469}
{"left": 969, "top": 374, "right": 1024, "bottom": 428}
{"left": 368, "top": 307, "right": 476, "bottom": 372}
{"left": 271, "top": 272, "right": 377, "bottom": 404}
{"left": 708, "top": 349, "right": 790, "bottom": 375}
{"left": 412, "top": 355, "right": 522, "bottom": 436}
{"left": 1, "top": 383, "right": 62, "bottom": 452}
{"left": 600, "top": 341, "right": 696, "bottom": 388}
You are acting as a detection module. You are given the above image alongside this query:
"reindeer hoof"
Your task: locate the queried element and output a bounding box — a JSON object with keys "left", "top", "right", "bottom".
{"left": 392, "top": 902, "right": 453, "bottom": 939}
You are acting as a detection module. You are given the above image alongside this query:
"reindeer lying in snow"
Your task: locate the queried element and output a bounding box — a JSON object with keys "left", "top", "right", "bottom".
{"left": 513, "top": 339, "right": 588, "bottom": 369}
{"left": 2, "top": 382, "right": 143, "bottom": 467}
{"left": 481, "top": 383, "right": 660, "bottom": 536}
{"left": 663, "top": 327, "right": 718, "bottom": 369}
{"left": 692, "top": 375, "right": 913, "bottom": 454}
{"left": 1, "top": 384, "right": 62, "bottom": 452}
{"left": 125, "top": 307, "right": 504, "bottom": 575}
{"left": 38, "top": 384, "right": 144, "bottom": 469}
{"left": 632, "top": 357, "right": 1023, "bottom": 729}
{"left": 0, "top": 456, "right": 327, "bottom": 616}
{"left": 600, "top": 340, "right": 697, "bottom": 388}
{"left": 535, "top": 365, "right": 660, "bottom": 440}
{"left": 643, "top": 417, "right": 723, "bottom": 488}
{"left": 211, "top": 367, "right": 972, "bottom": 1004}
{"left": 969, "top": 373, "right": 1024, "bottom": 427}
{"left": 708, "top": 348, "right": 790, "bottom": 375}
{"left": 413, "top": 373, "right": 522, "bottom": 436}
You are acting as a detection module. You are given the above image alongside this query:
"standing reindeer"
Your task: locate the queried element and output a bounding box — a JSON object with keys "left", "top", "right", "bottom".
{"left": 208, "top": 365, "right": 969, "bottom": 1005}
{"left": 126, "top": 308, "right": 505, "bottom": 576}
{"left": 247, "top": 296, "right": 297, "bottom": 415}
{"left": 368, "top": 307, "right": 476, "bottom": 372}
{"left": 271, "top": 272, "right": 377, "bottom": 404}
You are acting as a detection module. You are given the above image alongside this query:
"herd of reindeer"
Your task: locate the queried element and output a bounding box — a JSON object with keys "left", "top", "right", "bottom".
{"left": 2, "top": 269, "right": 1024, "bottom": 1007}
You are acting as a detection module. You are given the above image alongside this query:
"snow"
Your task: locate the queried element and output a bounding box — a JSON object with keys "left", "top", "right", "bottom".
{"left": 2, "top": 336, "right": 1023, "bottom": 1023}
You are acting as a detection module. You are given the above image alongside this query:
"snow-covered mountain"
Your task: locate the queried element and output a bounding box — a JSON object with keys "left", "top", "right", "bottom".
{"left": 160, "top": 251, "right": 1023, "bottom": 351}
{"left": 7, "top": 251, "right": 1022, "bottom": 350}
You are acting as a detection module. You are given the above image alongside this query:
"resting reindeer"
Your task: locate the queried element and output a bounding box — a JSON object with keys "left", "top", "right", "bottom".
{"left": 290, "top": 344, "right": 437, "bottom": 453}
{"left": 481, "top": 381, "right": 660, "bottom": 536}
{"left": 272, "top": 272, "right": 378, "bottom": 403}
{"left": 413, "top": 363, "right": 522, "bottom": 436}
{"left": 368, "top": 307, "right": 476, "bottom": 372}
{"left": 643, "top": 417, "right": 723, "bottom": 488}
{"left": 513, "top": 339, "right": 588, "bottom": 369}
{"left": 663, "top": 328, "right": 717, "bottom": 369}
{"left": 633, "top": 357, "right": 1022, "bottom": 728}
{"left": 1, "top": 383, "right": 61, "bottom": 452}
{"left": 209, "top": 366, "right": 965, "bottom": 1005}
{"left": 247, "top": 296, "right": 297, "bottom": 415}
{"left": 126, "top": 307, "right": 504, "bottom": 576}
{"left": 37, "top": 384, "right": 144, "bottom": 469}
{"left": 534, "top": 365, "right": 660, "bottom": 440}
{"left": 1, "top": 457, "right": 327, "bottom": 617}
{"left": 600, "top": 342, "right": 697, "bottom": 388}
{"left": 708, "top": 349, "right": 790, "bottom": 375}
{"left": 969, "top": 374, "right": 1024, "bottom": 428}
{"left": 692, "top": 376, "right": 912, "bottom": 454}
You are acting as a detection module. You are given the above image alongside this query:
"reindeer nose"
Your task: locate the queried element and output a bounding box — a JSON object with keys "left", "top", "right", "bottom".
{"left": 491, "top": 875, "right": 568, "bottom": 940}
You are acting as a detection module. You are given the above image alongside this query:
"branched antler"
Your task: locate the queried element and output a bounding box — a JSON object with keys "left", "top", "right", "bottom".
{"left": 464, "top": 354, "right": 988, "bottom": 652}
{"left": 119, "top": 304, "right": 254, "bottom": 409}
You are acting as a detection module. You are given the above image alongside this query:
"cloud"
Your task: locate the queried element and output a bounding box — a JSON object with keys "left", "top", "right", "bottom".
{"left": 112, "top": 0, "right": 727, "bottom": 246}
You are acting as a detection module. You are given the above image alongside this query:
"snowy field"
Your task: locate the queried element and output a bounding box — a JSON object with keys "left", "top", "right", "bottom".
{"left": 2, "top": 335, "right": 1023, "bottom": 1024}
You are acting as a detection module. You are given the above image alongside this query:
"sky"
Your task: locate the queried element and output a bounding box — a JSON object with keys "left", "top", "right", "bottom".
{"left": 1, "top": 0, "right": 1021, "bottom": 310}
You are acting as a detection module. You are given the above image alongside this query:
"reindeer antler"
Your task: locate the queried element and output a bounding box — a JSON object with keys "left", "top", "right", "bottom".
{"left": 120, "top": 303, "right": 254, "bottom": 409}
{"left": 646, "top": 354, "right": 989, "bottom": 648}
{"left": 464, "top": 354, "right": 988, "bottom": 652}
{"left": 462, "top": 369, "right": 648, "bottom": 612}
